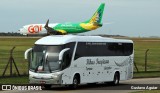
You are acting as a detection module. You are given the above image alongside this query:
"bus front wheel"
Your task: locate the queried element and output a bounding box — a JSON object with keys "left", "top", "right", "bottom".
{"left": 109, "top": 72, "right": 120, "bottom": 86}
{"left": 71, "top": 75, "right": 79, "bottom": 89}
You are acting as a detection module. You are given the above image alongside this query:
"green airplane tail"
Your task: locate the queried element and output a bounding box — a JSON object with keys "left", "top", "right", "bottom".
{"left": 85, "top": 3, "right": 105, "bottom": 25}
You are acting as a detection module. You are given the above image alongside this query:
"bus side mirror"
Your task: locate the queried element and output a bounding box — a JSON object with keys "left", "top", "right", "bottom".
{"left": 59, "top": 48, "right": 70, "bottom": 61}
{"left": 24, "top": 48, "right": 32, "bottom": 60}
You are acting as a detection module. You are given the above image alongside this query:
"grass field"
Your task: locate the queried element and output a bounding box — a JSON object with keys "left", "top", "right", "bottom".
{"left": 132, "top": 38, "right": 160, "bottom": 71}
{"left": 0, "top": 36, "right": 160, "bottom": 82}
{"left": 0, "top": 37, "right": 39, "bottom": 76}
{"left": 0, "top": 76, "right": 28, "bottom": 84}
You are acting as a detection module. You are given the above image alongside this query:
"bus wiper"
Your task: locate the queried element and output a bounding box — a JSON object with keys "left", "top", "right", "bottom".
{"left": 46, "top": 56, "right": 52, "bottom": 73}
{"left": 35, "top": 56, "right": 44, "bottom": 72}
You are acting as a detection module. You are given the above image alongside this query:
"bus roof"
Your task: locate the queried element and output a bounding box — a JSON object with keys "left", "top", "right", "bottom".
{"left": 35, "top": 35, "right": 133, "bottom": 45}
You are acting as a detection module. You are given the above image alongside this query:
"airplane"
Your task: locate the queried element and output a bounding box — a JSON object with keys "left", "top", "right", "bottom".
{"left": 19, "top": 3, "right": 105, "bottom": 35}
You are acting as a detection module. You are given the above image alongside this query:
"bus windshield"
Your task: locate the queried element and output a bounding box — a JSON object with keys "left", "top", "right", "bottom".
{"left": 30, "top": 45, "right": 63, "bottom": 72}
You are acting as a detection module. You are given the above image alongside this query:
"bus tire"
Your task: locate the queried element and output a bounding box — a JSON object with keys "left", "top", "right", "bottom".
{"left": 109, "top": 72, "right": 120, "bottom": 86}
{"left": 71, "top": 75, "right": 79, "bottom": 89}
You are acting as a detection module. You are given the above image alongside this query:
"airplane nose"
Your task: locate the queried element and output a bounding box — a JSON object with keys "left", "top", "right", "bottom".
{"left": 18, "top": 29, "right": 21, "bottom": 33}
{"left": 18, "top": 28, "right": 23, "bottom": 33}
{"left": 17, "top": 30, "right": 20, "bottom": 33}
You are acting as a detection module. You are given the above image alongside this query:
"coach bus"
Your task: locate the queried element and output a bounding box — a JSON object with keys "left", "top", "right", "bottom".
{"left": 25, "top": 35, "right": 134, "bottom": 89}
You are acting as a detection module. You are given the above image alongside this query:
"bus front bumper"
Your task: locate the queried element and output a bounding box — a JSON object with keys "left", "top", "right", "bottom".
{"left": 29, "top": 72, "right": 63, "bottom": 85}
{"left": 29, "top": 77, "right": 61, "bottom": 85}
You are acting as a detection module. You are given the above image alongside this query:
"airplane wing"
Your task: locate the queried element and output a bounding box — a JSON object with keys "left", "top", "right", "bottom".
{"left": 56, "top": 30, "right": 67, "bottom": 35}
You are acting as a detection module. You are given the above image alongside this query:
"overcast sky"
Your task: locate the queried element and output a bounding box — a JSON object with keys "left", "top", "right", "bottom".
{"left": 0, "top": 0, "right": 160, "bottom": 37}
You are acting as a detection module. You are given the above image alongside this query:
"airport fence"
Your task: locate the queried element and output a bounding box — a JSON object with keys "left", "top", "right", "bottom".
{"left": 0, "top": 46, "right": 160, "bottom": 77}
{"left": 134, "top": 49, "right": 160, "bottom": 72}
{"left": 0, "top": 49, "right": 28, "bottom": 77}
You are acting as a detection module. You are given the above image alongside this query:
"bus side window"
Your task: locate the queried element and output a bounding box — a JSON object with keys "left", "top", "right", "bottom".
{"left": 74, "top": 53, "right": 79, "bottom": 60}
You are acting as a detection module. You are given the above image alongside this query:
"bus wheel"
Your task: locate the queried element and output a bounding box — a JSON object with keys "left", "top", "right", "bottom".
{"left": 110, "top": 72, "right": 120, "bottom": 86}
{"left": 71, "top": 75, "right": 79, "bottom": 89}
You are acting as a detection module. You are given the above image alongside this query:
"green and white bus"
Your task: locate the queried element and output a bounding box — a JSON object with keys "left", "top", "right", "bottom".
{"left": 25, "top": 35, "right": 134, "bottom": 88}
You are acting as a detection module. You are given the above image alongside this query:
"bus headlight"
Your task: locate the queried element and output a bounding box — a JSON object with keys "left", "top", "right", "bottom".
{"left": 52, "top": 75, "right": 58, "bottom": 78}
{"left": 29, "top": 74, "right": 34, "bottom": 78}
{"left": 52, "top": 72, "right": 63, "bottom": 79}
